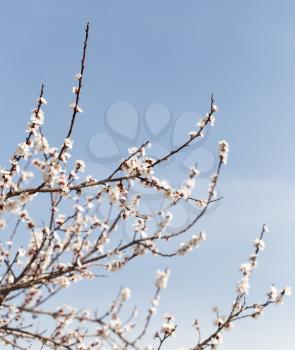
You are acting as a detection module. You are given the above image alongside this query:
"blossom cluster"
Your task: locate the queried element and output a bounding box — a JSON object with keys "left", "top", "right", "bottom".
{"left": 0, "top": 24, "right": 290, "bottom": 350}
{"left": 192, "top": 224, "right": 292, "bottom": 350}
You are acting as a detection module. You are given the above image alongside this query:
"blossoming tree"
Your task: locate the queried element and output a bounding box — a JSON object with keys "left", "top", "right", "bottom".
{"left": 0, "top": 24, "right": 291, "bottom": 350}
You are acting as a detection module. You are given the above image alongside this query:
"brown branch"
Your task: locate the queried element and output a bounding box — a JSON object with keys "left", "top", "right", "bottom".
{"left": 149, "top": 94, "right": 215, "bottom": 169}
{"left": 57, "top": 22, "right": 90, "bottom": 161}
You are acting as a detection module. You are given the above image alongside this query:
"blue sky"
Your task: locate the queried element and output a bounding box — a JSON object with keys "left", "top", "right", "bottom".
{"left": 0, "top": 1, "right": 294, "bottom": 349}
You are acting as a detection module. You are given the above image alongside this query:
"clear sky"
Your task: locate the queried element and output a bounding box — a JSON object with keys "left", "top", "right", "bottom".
{"left": 0, "top": 1, "right": 294, "bottom": 349}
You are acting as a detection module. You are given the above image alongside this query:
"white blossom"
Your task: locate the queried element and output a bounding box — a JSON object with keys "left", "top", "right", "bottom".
{"left": 254, "top": 239, "right": 265, "bottom": 251}
{"left": 218, "top": 140, "right": 229, "bottom": 164}
{"left": 120, "top": 288, "right": 131, "bottom": 302}
{"left": 155, "top": 269, "right": 170, "bottom": 289}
